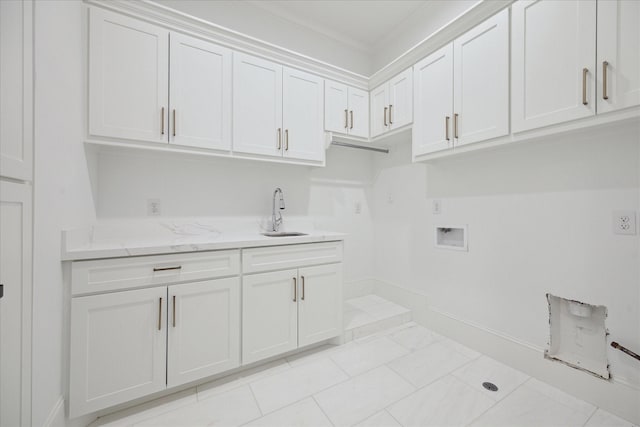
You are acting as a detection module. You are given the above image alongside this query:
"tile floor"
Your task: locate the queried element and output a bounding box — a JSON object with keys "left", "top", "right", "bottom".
{"left": 92, "top": 319, "right": 636, "bottom": 427}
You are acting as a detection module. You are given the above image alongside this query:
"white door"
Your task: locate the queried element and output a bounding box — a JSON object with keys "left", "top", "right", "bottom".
{"left": 347, "top": 87, "right": 369, "bottom": 138}
{"left": 88, "top": 8, "right": 169, "bottom": 143}
{"left": 324, "top": 80, "right": 349, "bottom": 134}
{"left": 233, "top": 53, "right": 283, "bottom": 158}
{"left": 597, "top": 0, "right": 640, "bottom": 113}
{"left": 0, "top": 181, "right": 32, "bottom": 427}
{"left": 0, "top": 0, "right": 33, "bottom": 181}
{"left": 298, "top": 264, "right": 343, "bottom": 347}
{"left": 282, "top": 67, "right": 324, "bottom": 162}
{"left": 413, "top": 44, "right": 454, "bottom": 156}
{"left": 167, "top": 278, "right": 240, "bottom": 387}
{"left": 370, "top": 84, "right": 389, "bottom": 137}
{"left": 388, "top": 68, "right": 413, "bottom": 129}
{"left": 69, "top": 287, "right": 167, "bottom": 417}
{"left": 169, "top": 33, "right": 232, "bottom": 151}
{"left": 242, "top": 269, "right": 298, "bottom": 364}
{"left": 454, "top": 9, "right": 509, "bottom": 146}
{"left": 512, "top": 0, "right": 596, "bottom": 132}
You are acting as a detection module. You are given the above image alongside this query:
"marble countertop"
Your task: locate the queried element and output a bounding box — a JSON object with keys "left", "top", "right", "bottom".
{"left": 62, "top": 218, "right": 345, "bottom": 261}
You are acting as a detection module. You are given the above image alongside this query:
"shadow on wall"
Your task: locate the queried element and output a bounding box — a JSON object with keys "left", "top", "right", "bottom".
{"left": 425, "top": 121, "right": 640, "bottom": 199}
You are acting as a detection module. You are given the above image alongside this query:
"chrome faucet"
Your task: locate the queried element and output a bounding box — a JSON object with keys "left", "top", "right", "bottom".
{"left": 271, "top": 187, "right": 285, "bottom": 231}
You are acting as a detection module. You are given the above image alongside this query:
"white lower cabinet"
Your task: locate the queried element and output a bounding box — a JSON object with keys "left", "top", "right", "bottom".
{"left": 298, "top": 264, "right": 343, "bottom": 347}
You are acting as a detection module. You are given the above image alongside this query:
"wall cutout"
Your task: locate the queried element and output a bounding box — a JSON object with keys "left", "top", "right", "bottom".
{"left": 545, "top": 294, "right": 610, "bottom": 379}
{"left": 435, "top": 225, "right": 468, "bottom": 251}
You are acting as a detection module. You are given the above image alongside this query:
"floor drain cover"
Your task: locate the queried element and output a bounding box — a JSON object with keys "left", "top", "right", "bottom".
{"left": 482, "top": 382, "right": 498, "bottom": 392}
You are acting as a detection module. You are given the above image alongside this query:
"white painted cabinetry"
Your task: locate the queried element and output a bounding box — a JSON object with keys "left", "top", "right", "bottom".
{"left": 169, "top": 33, "right": 232, "bottom": 151}
{"left": 371, "top": 68, "right": 413, "bottom": 138}
{"left": 413, "top": 9, "right": 509, "bottom": 157}
{"left": 597, "top": 0, "right": 640, "bottom": 114}
{"left": 512, "top": 0, "right": 597, "bottom": 132}
{"left": 324, "top": 80, "right": 369, "bottom": 138}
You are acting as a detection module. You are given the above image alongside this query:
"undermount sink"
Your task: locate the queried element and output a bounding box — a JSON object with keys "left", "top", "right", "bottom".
{"left": 261, "top": 231, "right": 308, "bottom": 237}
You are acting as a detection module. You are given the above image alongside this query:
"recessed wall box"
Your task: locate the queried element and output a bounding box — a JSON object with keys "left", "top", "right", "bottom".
{"left": 435, "top": 225, "right": 468, "bottom": 251}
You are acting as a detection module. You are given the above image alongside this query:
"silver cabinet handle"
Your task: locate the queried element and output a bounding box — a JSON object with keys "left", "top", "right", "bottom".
{"left": 293, "top": 277, "right": 297, "bottom": 302}
{"left": 344, "top": 109, "right": 348, "bottom": 129}
{"left": 602, "top": 61, "right": 609, "bottom": 100}
{"left": 582, "top": 68, "right": 589, "bottom": 105}
{"left": 383, "top": 107, "right": 388, "bottom": 126}
{"left": 388, "top": 104, "right": 393, "bottom": 125}
{"left": 445, "top": 116, "right": 450, "bottom": 141}
{"left": 301, "top": 276, "right": 305, "bottom": 300}
{"left": 172, "top": 295, "right": 176, "bottom": 328}
{"left": 172, "top": 109, "right": 176, "bottom": 137}
{"left": 285, "top": 129, "right": 289, "bottom": 151}
{"left": 453, "top": 113, "right": 459, "bottom": 139}
{"left": 350, "top": 111, "right": 353, "bottom": 129}
{"left": 161, "top": 107, "right": 165, "bottom": 135}
{"left": 158, "top": 297, "right": 163, "bottom": 331}
{"left": 277, "top": 128, "right": 282, "bottom": 150}
{"left": 153, "top": 266, "right": 182, "bottom": 272}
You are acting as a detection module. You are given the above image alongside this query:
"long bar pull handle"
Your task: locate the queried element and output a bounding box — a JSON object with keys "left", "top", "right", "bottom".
{"left": 389, "top": 104, "right": 393, "bottom": 125}
{"left": 293, "top": 277, "right": 297, "bottom": 302}
{"left": 172, "top": 109, "right": 176, "bottom": 137}
{"left": 344, "top": 109, "right": 348, "bottom": 129}
{"left": 445, "top": 116, "right": 450, "bottom": 141}
{"left": 158, "top": 297, "right": 162, "bottom": 331}
{"left": 277, "top": 128, "right": 282, "bottom": 150}
{"left": 383, "top": 107, "right": 388, "bottom": 126}
{"left": 602, "top": 61, "right": 609, "bottom": 100}
{"left": 611, "top": 342, "right": 640, "bottom": 362}
{"left": 285, "top": 129, "right": 289, "bottom": 151}
{"left": 301, "top": 276, "right": 305, "bottom": 300}
{"left": 453, "top": 113, "right": 459, "bottom": 139}
{"left": 161, "top": 107, "right": 165, "bottom": 135}
{"left": 582, "top": 68, "right": 589, "bottom": 105}
{"left": 350, "top": 111, "right": 353, "bottom": 129}
{"left": 153, "top": 266, "right": 182, "bottom": 272}
{"left": 172, "top": 295, "right": 176, "bottom": 328}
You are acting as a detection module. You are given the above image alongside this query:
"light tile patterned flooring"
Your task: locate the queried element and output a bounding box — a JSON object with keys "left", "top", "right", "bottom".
{"left": 92, "top": 298, "right": 636, "bottom": 427}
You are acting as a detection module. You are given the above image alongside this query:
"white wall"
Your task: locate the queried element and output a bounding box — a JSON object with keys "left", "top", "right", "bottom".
{"left": 95, "top": 147, "right": 375, "bottom": 284}
{"left": 33, "top": 1, "right": 96, "bottom": 425}
{"left": 372, "top": 123, "right": 640, "bottom": 389}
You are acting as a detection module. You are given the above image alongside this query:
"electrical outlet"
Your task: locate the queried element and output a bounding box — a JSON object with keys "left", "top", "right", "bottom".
{"left": 612, "top": 210, "right": 636, "bottom": 235}
{"left": 355, "top": 202, "right": 362, "bottom": 214}
{"left": 433, "top": 199, "right": 442, "bottom": 215}
{"left": 147, "top": 199, "right": 162, "bottom": 216}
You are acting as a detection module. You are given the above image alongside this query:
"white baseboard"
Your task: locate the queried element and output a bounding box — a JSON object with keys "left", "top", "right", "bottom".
{"left": 43, "top": 396, "right": 66, "bottom": 427}
{"left": 372, "top": 279, "right": 640, "bottom": 425}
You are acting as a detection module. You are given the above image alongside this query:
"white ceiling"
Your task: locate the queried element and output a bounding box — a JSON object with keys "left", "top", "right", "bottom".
{"left": 245, "top": 1, "right": 430, "bottom": 52}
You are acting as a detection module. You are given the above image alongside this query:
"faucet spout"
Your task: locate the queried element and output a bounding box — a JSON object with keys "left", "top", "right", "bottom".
{"left": 272, "top": 188, "right": 285, "bottom": 231}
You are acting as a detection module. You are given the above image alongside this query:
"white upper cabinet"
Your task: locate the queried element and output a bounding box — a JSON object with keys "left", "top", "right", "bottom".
{"left": 1, "top": 0, "right": 33, "bottom": 181}
{"left": 167, "top": 278, "right": 240, "bottom": 387}
{"left": 512, "top": 0, "right": 596, "bottom": 133}
{"left": 324, "top": 80, "right": 369, "bottom": 138}
{"left": 169, "top": 33, "right": 232, "bottom": 151}
{"left": 89, "top": 8, "right": 169, "bottom": 143}
{"left": 453, "top": 9, "right": 509, "bottom": 146}
{"left": 597, "top": 0, "right": 640, "bottom": 114}
{"left": 282, "top": 67, "right": 324, "bottom": 162}
{"left": 413, "top": 44, "right": 454, "bottom": 156}
{"left": 371, "top": 68, "right": 413, "bottom": 138}
{"left": 232, "top": 53, "right": 283, "bottom": 158}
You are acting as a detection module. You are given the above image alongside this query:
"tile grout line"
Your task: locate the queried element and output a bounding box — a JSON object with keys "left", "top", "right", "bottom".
{"left": 311, "top": 395, "right": 337, "bottom": 427}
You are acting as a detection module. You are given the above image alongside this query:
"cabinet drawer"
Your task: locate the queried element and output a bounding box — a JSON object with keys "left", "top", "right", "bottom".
{"left": 72, "top": 250, "right": 240, "bottom": 296}
{"left": 242, "top": 242, "right": 343, "bottom": 274}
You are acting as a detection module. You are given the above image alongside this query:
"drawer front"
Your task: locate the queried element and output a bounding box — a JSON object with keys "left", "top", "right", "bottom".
{"left": 242, "top": 242, "right": 343, "bottom": 274}
{"left": 72, "top": 250, "right": 240, "bottom": 296}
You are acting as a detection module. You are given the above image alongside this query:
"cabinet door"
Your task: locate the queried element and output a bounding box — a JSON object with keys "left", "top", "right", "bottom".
{"left": 324, "top": 80, "right": 349, "bottom": 134}
{"left": 298, "top": 264, "right": 343, "bottom": 347}
{"left": 388, "top": 68, "right": 413, "bottom": 129}
{"left": 348, "top": 87, "right": 369, "bottom": 138}
{"left": 88, "top": 8, "right": 169, "bottom": 143}
{"left": 0, "top": 181, "right": 32, "bottom": 427}
{"left": 0, "top": 0, "right": 33, "bottom": 181}
{"left": 243, "top": 269, "right": 298, "bottom": 364}
{"left": 167, "top": 278, "right": 240, "bottom": 387}
{"left": 169, "top": 33, "right": 232, "bottom": 151}
{"left": 413, "top": 44, "right": 454, "bottom": 156}
{"left": 233, "top": 53, "right": 283, "bottom": 158}
{"left": 282, "top": 67, "right": 324, "bottom": 162}
{"left": 69, "top": 287, "right": 167, "bottom": 417}
{"left": 512, "top": 0, "right": 596, "bottom": 132}
{"left": 597, "top": 0, "right": 640, "bottom": 113}
{"left": 370, "top": 84, "right": 389, "bottom": 137}
{"left": 454, "top": 9, "right": 509, "bottom": 146}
